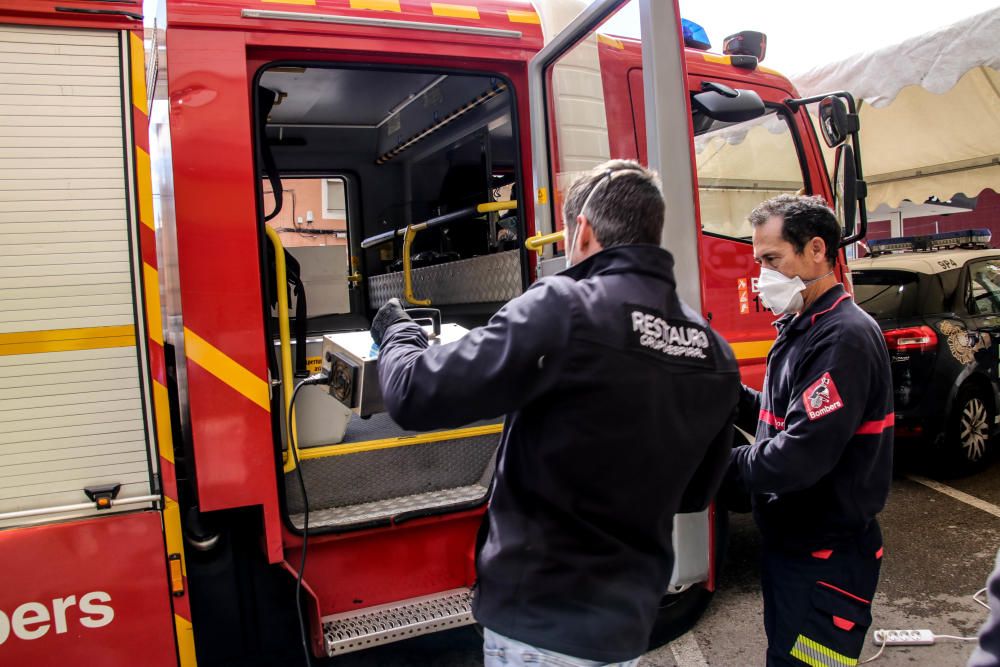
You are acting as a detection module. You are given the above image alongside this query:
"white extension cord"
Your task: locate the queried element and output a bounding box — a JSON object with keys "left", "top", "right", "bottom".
{"left": 858, "top": 587, "right": 988, "bottom": 663}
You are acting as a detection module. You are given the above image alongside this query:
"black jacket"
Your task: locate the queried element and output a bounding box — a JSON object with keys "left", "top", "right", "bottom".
{"left": 377, "top": 244, "right": 740, "bottom": 661}
{"left": 730, "top": 284, "right": 894, "bottom": 552}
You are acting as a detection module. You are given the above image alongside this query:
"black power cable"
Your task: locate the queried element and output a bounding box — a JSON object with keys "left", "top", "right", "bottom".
{"left": 287, "top": 372, "right": 330, "bottom": 667}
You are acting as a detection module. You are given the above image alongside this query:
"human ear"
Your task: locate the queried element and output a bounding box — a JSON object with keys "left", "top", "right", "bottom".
{"left": 812, "top": 237, "right": 827, "bottom": 264}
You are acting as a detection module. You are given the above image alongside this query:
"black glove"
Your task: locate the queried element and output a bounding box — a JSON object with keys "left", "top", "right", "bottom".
{"left": 371, "top": 298, "right": 413, "bottom": 346}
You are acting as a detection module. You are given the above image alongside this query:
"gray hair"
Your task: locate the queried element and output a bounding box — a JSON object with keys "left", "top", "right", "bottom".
{"left": 562, "top": 159, "right": 665, "bottom": 248}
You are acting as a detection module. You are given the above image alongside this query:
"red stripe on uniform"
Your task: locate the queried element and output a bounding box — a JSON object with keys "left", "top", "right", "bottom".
{"left": 856, "top": 413, "right": 895, "bottom": 435}
{"left": 875, "top": 546, "right": 884, "bottom": 560}
{"left": 759, "top": 409, "right": 786, "bottom": 431}
{"left": 811, "top": 549, "right": 833, "bottom": 560}
{"left": 818, "top": 581, "right": 871, "bottom": 605}
{"left": 811, "top": 294, "right": 851, "bottom": 325}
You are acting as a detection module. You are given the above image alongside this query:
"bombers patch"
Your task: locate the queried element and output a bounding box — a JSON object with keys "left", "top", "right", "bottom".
{"left": 626, "top": 305, "right": 714, "bottom": 368}
{"left": 802, "top": 372, "right": 844, "bottom": 420}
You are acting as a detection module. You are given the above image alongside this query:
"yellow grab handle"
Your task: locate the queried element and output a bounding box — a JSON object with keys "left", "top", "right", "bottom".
{"left": 476, "top": 200, "right": 518, "bottom": 213}
{"left": 265, "top": 227, "right": 300, "bottom": 473}
{"left": 402, "top": 225, "right": 432, "bottom": 306}
{"left": 525, "top": 229, "right": 565, "bottom": 256}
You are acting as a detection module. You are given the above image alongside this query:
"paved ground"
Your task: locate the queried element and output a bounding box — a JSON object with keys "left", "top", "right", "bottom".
{"left": 327, "top": 457, "right": 1000, "bottom": 666}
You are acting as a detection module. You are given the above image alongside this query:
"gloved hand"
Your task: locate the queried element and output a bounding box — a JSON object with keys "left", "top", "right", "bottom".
{"left": 371, "top": 298, "right": 413, "bottom": 346}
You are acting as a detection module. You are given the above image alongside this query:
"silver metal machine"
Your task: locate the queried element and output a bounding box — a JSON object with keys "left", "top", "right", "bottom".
{"left": 321, "top": 310, "right": 469, "bottom": 417}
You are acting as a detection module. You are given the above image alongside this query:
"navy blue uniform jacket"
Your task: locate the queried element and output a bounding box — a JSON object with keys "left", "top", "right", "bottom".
{"left": 377, "top": 245, "right": 740, "bottom": 662}
{"left": 730, "top": 284, "right": 894, "bottom": 552}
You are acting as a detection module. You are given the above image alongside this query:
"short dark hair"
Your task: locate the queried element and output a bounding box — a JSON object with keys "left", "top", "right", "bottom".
{"left": 563, "top": 159, "right": 664, "bottom": 247}
{"left": 749, "top": 194, "right": 841, "bottom": 266}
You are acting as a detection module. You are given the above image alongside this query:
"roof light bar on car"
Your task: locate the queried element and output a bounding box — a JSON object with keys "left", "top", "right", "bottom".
{"left": 868, "top": 228, "right": 992, "bottom": 255}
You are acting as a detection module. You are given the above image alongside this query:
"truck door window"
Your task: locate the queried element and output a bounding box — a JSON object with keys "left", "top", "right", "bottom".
{"left": 541, "top": 9, "right": 637, "bottom": 237}
{"left": 695, "top": 110, "right": 805, "bottom": 240}
{"left": 256, "top": 66, "right": 522, "bottom": 327}
{"left": 263, "top": 176, "right": 352, "bottom": 317}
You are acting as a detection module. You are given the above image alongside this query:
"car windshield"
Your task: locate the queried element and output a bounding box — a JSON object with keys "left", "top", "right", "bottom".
{"left": 852, "top": 270, "right": 920, "bottom": 319}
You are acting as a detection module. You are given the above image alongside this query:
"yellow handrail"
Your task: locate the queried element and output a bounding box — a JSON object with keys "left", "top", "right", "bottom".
{"left": 402, "top": 224, "right": 432, "bottom": 306}
{"left": 476, "top": 200, "right": 518, "bottom": 213}
{"left": 265, "top": 227, "right": 300, "bottom": 473}
{"left": 525, "top": 229, "right": 565, "bottom": 256}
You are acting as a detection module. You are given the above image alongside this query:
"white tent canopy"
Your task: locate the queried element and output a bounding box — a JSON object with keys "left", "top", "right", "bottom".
{"left": 791, "top": 8, "right": 1000, "bottom": 210}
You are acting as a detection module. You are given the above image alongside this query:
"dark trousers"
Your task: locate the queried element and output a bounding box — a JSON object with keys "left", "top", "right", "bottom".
{"left": 761, "top": 524, "right": 883, "bottom": 666}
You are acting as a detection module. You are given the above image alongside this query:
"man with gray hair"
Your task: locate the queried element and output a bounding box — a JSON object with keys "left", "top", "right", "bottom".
{"left": 370, "top": 159, "right": 740, "bottom": 666}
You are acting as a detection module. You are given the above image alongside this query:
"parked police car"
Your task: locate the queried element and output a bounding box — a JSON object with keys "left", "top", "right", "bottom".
{"left": 849, "top": 229, "right": 999, "bottom": 474}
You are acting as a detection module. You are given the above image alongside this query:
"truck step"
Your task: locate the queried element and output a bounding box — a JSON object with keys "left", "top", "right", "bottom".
{"left": 291, "top": 484, "right": 487, "bottom": 530}
{"left": 323, "top": 588, "right": 474, "bottom": 656}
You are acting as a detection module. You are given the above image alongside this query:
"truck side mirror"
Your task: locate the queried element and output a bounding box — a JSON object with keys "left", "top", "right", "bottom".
{"left": 722, "top": 31, "right": 766, "bottom": 62}
{"left": 834, "top": 144, "right": 867, "bottom": 246}
{"left": 691, "top": 85, "right": 765, "bottom": 123}
{"left": 818, "top": 95, "right": 858, "bottom": 148}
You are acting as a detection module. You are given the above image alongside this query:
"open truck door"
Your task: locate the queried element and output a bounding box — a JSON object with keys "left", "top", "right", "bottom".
{"left": 526, "top": 0, "right": 717, "bottom": 645}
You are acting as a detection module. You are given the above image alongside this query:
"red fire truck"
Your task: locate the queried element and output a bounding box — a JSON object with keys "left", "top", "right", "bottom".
{"left": 0, "top": 0, "right": 865, "bottom": 664}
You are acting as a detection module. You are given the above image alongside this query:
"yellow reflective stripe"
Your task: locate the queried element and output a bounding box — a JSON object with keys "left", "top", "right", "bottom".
{"left": 299, "top": 423, "right": 503, "bottom": 460}
{"left": 136, "top": 147, "right": 154, "bottom": 231}
{"left": 144, "top": 263, "right": 163, "bottom": 346}
{"left": 174, "top": 613, "right": 198, "bottom": 667}
{"left": 703, "top": 53, "right": 731, "bottom": 65}
{"left": 163, "top": 497, "right": 184, "bottom": 574}
{"left": 183, "top": 327, "right": 270, "bottom": 411}
{"left": 155, "top": 380, "right": 174, "bottom": 464}
{"left": 507, "top": 8, "right": 539, "bottom": 24}
{"left": 129, "top": 33, "right": 147, "bottom": 116}
{"left": 431, "top": 3, "right": 479, "bottom": 19}
{"left": 0, "top": 325, "right": 135, "bottom": 356}
{"left": 731, "top": 339, "right": 773, "bottom": 360}
{"left": 792, "top": 635, "right": 858, "bottom": 667}
{"left": 790, "top": 646, "right": 827, "bottom": 667}
{"left": 597, "top": 34, "right": 624, "bottom": 50}
{"left": 349, "top": 0, "right": 401, "bottom": 11}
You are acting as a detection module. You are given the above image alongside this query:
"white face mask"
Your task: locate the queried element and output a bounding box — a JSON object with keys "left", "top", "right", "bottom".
{"left": 758, "top": 267, "right": 833, "bottom": 315}
{"left": 565, "top": 221, "right": 581, "bottom": 268}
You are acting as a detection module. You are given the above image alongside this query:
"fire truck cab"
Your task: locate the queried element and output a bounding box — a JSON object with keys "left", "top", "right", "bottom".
{"left": 0, "top": 0, "right": 865, "bottom": 664}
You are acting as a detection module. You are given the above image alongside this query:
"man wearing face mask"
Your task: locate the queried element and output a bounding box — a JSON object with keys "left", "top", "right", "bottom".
{"left": 727, "top": 195, "right": 893, "bottom": 666}
{"left": 370, "top": 159, "right": 740, "bottom": 666}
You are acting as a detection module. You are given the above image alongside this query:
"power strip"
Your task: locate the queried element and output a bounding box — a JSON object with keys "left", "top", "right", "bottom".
{"left": 872, "top": 629, "right": 935, "bottom": 646}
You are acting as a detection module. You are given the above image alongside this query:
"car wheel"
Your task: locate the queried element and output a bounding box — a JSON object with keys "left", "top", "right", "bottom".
{"left": 942, "top": 385, "right": 994, "bottom": 474}
{"left": 647, "top": 509, "right": 728, "bottom": 649}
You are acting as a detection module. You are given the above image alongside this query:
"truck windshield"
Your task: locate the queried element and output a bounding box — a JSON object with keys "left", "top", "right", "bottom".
{"left": 695, "top": 110, "right": 805, "bottom": 240}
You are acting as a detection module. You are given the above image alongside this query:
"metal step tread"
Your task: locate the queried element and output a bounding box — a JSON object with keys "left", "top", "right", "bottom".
{"left": 290, "top": 484, "right": 487, "bottom": 530}
{"left": 323, "top": 588, "right": 474, "bottom": 656}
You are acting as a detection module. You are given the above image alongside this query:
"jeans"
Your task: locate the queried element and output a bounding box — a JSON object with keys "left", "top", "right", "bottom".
{"left": 483, "top": 628, "right": 641, "bottom": 667}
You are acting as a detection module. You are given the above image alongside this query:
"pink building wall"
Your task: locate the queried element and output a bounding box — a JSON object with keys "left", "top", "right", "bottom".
{"left": 263, "top": 178, "right": 348, "bottom": 248}
{"left": 865, "top": 189, "right": 1000, "bottom": 246}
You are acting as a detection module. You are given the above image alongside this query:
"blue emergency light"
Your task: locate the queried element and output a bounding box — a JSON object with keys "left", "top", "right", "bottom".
{"left": 868, "top": 229, "right": 992, "bottom": 255}
{"left": 682, "top": 19, "right": 711, "bottom": 51}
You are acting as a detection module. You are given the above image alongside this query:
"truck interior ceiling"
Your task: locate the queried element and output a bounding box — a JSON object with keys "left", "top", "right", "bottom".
{"left": 254, "top": 64, "right": 520, "bottom": 533}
